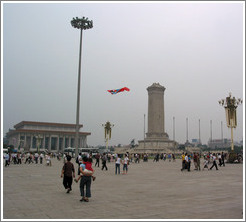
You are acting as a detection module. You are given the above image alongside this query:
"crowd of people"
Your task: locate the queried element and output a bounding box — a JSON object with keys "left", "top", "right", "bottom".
{"left": 3, "top": 149, "right": 242, "bottom": 203}
{"left": 60, "top": 152, "right": 131, "bottom": 202}
{"left": 3, "top": 151, "right": 63, "bottom": 167}
{"left": 180, "top": 152, "right": 228, "bottom": 172}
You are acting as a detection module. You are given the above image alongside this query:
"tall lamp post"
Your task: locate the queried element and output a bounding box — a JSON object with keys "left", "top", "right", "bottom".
{"left": 71, "top": 17, "right": 93, "bottom": 158}
{"left": 144, "top": 114, "right": 146, "bottom": 152}
{"left": 219, "top": 93, "right": 242, "bottom": 162}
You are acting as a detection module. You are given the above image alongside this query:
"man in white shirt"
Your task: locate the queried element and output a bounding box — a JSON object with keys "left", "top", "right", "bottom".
{"left": 40, "top": 153, "right": 44, "bottom": 164}
{"left": 4, "top": 153, "right": 10, "bottom": 167}
{"left": 34, "top": 153, "right": 39, "bottom": 164}
{"left": 210, "top": 153, "right": 218, "bottom": 170}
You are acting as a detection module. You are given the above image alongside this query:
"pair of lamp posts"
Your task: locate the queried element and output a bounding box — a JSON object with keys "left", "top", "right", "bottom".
{"left": 219, "top": 93, "right": 242, "bottom": 162}
{"left": 71, "top": 17, "right": 93, "bottom": 158}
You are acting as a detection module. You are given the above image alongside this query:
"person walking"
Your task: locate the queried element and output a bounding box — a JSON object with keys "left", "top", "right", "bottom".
{"left": 168, "top": 153, "right": 172, "bottom": 162}
{"left": 193, "top": 153, "right": 198, "bottom": 170}
{"left": 181, "top": 153, "right": 185, "bottom": 170}
{"left": 122, "top": 154, "right": 129, "bottom": 175}
{"left": 46, "top": 153, "right": 51, "bottom": 166}
{"left": 172, "top": 153, "right": 176, "bottom": 162}
{"left": 80, "top": 156, "right": 94, "bottom": 202}
{"left": 17, "top": 152, "right": 22, "bottom": 164}
{"left": 210, "top": 153, "right": 218, "bottom": 170}
{"left": 163, "top": 153, "right": 166, "bottom": 161}
{"left": 197, "top": 153, "right": 201, "bottom": 171}
{"left": 94, "top": 153, "right": 100, "bottom": 167}
{"left": 34, "top": 152, "right": 39, "bottom": 164}
{"left": 29, "top": 153, "right": 34, "bottom": 164}
{"left": 101, "top": 153, "right": 108, "bottom": 171}
{"left": 39, "top": 153, "right": 44, "bottom": 164}
{"left": 218, "top": 153, "right": 222, "bottom": 167}
{"left": 12, "top": 153, "right": 17, "bottom": 164}
{"left": 4, "top": 152, "right": 10, "bottom": 167}
{"left": 115, "top": 154, "right": 121, "bottom": 175}
{"left": 181, "top": 153, "right": 186, "bottom": 171}
{"left": 61, "top": 155, "right": 75, "bottom": 193}
{"left": 76, "top": 153, "right": 82, "bottom": 175}
{"left": 221, "top": 152, "right": 225, "bottom": 166}
{"left": 25, "top": 152, "right": 30, "bottom": 164}
{"left": 187, "top": 155, "right": 191, "bottom": 171}
{"left": 136, "top": 154, "right": 140, "bottom": 163}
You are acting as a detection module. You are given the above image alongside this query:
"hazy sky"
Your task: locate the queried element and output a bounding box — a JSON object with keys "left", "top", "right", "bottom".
{"left": 2, "top": 1, "right": 244, "bottom": 147}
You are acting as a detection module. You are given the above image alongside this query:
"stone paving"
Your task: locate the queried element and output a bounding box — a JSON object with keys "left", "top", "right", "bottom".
{"left": 2, "top": 157, "right": 244, "bottom": 220}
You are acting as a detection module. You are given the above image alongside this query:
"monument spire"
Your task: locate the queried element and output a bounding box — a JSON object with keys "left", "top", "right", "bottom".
{"left": 137, "top": 83, "right": 177, "bottom": 153}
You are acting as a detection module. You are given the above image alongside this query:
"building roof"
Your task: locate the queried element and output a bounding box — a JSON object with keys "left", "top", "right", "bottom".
{"left": 6, "top": 121, "right": 91, "bottom": 138}
{"left": 14, "top": 121, "right": 83, "bottom": 129}
{"left": 6, "top": 129, "right": 91, "bottom": 137}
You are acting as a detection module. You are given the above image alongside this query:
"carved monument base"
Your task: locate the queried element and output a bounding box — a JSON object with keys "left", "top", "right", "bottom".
{"left": 136, "top": 138, "right": 178, "bottom": 153}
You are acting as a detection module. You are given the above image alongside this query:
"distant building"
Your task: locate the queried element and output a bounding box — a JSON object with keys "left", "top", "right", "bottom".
{"left": 5, "top": 121, "right": 91, "bottom": 152}
{"left": 208, "top": 139, "right": 231, "bottom": 149}
{"left": 191, "top": 139, "right": 201, "bottom": 147}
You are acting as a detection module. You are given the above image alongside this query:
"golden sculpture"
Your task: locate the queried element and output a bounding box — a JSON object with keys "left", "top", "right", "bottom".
{"left": 102, "top": 121, "right": 114, "bottom": 151}
{"left": 219, "top": 93, "right": 242, "bottom": 153}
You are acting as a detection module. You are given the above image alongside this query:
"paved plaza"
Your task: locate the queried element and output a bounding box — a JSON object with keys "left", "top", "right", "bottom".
{"left": 2, "top": 157, "right": 244, "bottom": 220}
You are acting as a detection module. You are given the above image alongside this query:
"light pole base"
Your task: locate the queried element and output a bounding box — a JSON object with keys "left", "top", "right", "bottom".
{"left": 227, "top": 151, "right": 238, "bottom": 163}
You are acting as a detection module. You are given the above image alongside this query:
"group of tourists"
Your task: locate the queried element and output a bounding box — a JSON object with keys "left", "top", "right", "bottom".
{"left": 61, "top": 152, "right": 131, "bottom": 203}
{"left": 3, "top": 151, "right": 60, "bottom": 167}
{"left": 181, "top": 152, "right": 227, "bottom": 172}
{"left": 153, "top": 153, "right": 176, "bottom": 162}
{"left": 4, "top": 149, "right": 239, "bottom": 204}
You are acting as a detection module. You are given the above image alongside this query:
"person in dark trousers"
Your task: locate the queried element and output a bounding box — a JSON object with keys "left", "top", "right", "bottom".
{"left": 221, "top": 152, "right": 225, "bottom": 166}
{"left": 80, "top": 156, "right": 94, "bottom": 202}
{"left": 218, "top": 153, "right": 222, "bottom": 167}
{"left": 115, "top": 154, "right": 121, "bottom": 175}
{"left": 61, "top": 155, "right": 75, "bottom": 193}
{"left": 76, "top": 153, "right": 82, "bottom": 175}
{"left": 210, "top": 153, "right": 218, "bottom": 170}
{"left": 187, "top": 155, "right": 191, "bottom": 171}
{"left": 4, "top": 153, "right": 10, "bottom": 167}
{"left": 95, "top": 153, "right": 100, "bottom": 167}
{"left": 101, "top": 153, "right": 108, "bottom": 171}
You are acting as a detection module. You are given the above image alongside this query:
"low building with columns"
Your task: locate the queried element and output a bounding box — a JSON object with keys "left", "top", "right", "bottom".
{"left": 5, "top": 121, "right": 91, "bottom": 152}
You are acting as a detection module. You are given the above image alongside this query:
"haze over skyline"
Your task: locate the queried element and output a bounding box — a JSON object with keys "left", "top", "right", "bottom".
{"left": 2, "top": 1, "right": 244, "bottom": 147}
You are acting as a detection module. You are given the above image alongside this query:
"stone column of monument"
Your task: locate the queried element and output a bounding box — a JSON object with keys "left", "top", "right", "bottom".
{"left": 136, "top": 82, "right": 176, "bottom": 152}
{"left": 146, "top": 82, "right": 168, "bottom": 140}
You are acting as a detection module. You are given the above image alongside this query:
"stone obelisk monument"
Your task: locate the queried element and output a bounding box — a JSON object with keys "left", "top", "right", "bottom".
{"left": 137, "top": 83, "right": 177, "bottom": 153}
{"left": 146, "top": 83, "right": 169, "bottom": 140}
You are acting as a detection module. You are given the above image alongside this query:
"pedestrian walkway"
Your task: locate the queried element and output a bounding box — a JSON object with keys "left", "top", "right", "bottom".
{"left": 2, "top": 158, "right": 244, "bottom": 220}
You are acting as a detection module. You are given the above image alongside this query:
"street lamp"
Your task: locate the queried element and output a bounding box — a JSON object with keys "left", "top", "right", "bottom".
{"left": 219, "top": 93, "right": 242, "bottom": 162}
{"left": 36, "top": 134, "right": 41, "bottom": 153}
{"left": 102, "top": 121, "right": 114, "bottom": 153}
{"left": 144, "top": 114, "right": 146, "bottom": 152}
{"left": 71, "top": 17, "right": 93, "bottom": 159}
